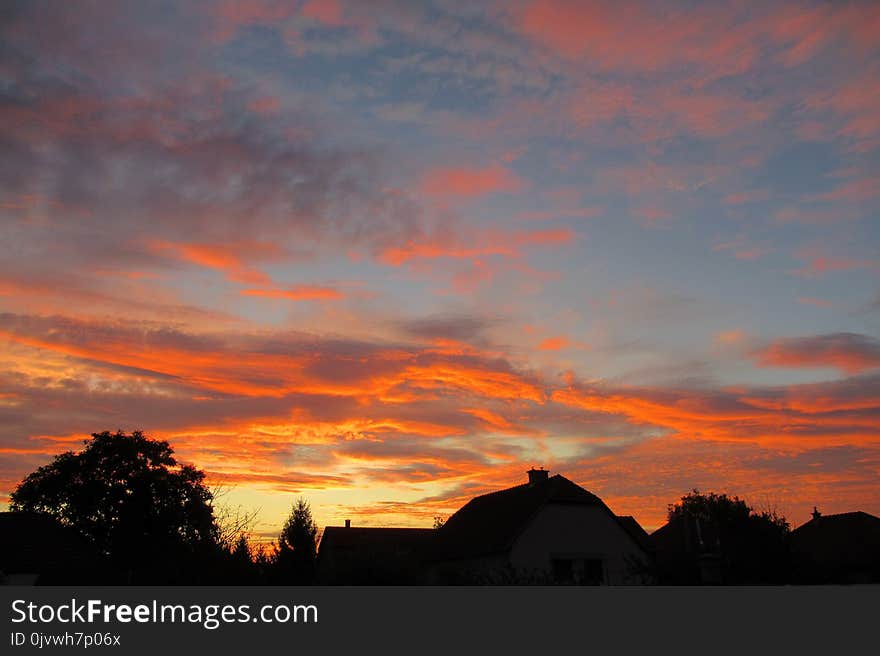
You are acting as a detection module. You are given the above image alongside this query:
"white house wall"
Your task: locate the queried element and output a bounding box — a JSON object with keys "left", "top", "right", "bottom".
{"left": 509, "top": 504, "right": 648, "bottom": 584}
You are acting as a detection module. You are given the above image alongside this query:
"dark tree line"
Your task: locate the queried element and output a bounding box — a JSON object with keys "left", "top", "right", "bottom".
{"left": 8, "top": 430, "right": 318, "bottom": 585}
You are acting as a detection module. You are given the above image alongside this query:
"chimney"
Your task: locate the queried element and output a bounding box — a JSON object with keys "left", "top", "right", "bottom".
{"left": 527, "top": 467, "right": 549, "bottom": 485}
{"left": 344, "top": 519, "right": 351, "bottom": 528}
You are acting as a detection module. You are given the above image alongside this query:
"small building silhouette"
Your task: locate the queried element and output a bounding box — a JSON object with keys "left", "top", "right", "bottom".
{"left": 790, "top": 510, "right": 880, "bottom": 584}
{"left": 0, "top": 512, "right": 106, "bottom": 585}
{"left": 316, "top": 526, "right": 433, "bottom": 584}
{"left": 649, "top": 514, "right": 724, "bottom": 584}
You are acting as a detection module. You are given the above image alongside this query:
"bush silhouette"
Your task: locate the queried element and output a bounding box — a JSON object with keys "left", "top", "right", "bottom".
{"left": 657, "top": 490, "right": 791, "bottom": 584}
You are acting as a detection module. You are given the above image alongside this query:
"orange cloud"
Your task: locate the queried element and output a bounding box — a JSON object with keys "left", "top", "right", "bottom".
{"left": 379, "top": 228, "right": 574, "bottom": 266}
{"left": 537, "top": 336, "right": 570, "bottom": 351}
{"left": 552, "top": 379, "right": 880, "bottom": 449}
{"left": 515, "top": 206, "right": 604, "bottom": 221}
{"left": 752, "top": 333, "right": 880, "bottom": 375}
{"left": 565, "top": 435, "right": 880, "bottom": 532}
{"left": 3, "top": 312, "right": 880, "bottom": 533}
{"left": 0, "top": 314, "right": 546, "bottom": 403}
{"left": 149, "top": 240, "right": 282, "bottom": 284}
{"left": 449, "top": 260, "right": 494, "bottom": 294}
{"left": 715, "top": 330, "right": 747, "bottom": 345}
{"left": 241, "top": 285, "right": 345, "bottom": 301}
{"left": 420, "top": 164, "right": 524, "bottom": 198}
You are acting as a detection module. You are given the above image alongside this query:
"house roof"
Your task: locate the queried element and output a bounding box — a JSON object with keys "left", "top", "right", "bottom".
{"left": 319, "top": 526, "right": 434, "bottom": 552}
{"left": 616, "top": 515, "right": 653, "bottom": 553}
{"left": 791, "top": 511, "right": 880, "bottom": 563}
{"left": 429, "top": 474, "right": 644, "bottom": 562}
{"left": 316, "top": 526, "right": 434, "bottom": 584}
{"left": 650, "top": 512, "right": 730, "bottom": 556}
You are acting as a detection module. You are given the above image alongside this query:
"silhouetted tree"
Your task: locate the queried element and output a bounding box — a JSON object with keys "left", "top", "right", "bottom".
{"left": 275, "top": 497, "right": 318, "bottom": 584}
{"left": 231, "top": 534, "right": 253, "bottom": 563}
{"left": 220, "top": 533, "right": 260, "bottom": 584}
{"left": 658, "top": 490, "right": 791, "bottom": 584}
{"left": 211, "top": 483, "right": 260, "bottom": 552}
{"left": 253, "top": 542, "right": 277, "bottom": 582}
{"left": 9, "top": 430, "right": 219, "bottom": 583}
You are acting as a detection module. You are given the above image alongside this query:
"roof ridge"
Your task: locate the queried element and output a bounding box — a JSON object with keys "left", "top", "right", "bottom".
{"left": 466, "top": 473, "right": 570, "bottom": 501}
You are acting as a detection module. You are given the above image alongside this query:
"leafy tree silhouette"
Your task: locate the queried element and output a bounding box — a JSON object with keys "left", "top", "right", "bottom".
{"left": 275, "top": 497, "right": 318, "bottom": 584}
{"left": 9, "top": 430, "right": 220, "bottom": 583}
{"left": 659, "top": 489, "right": 791, "bottom": 584}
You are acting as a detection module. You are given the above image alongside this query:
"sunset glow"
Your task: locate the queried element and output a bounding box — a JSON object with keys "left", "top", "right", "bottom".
{"left": 1, "top": 0, "right": 878, "bottom": 541}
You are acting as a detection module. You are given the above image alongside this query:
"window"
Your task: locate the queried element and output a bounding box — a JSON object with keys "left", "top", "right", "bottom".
{"left": 552, "top": 556, "right": 605, "bottom": 585}
{"left": 581, "top": 558, "right": 604, "bottom": 585}
{"left": 552, "top": 558, "right": 574, "bottom": 584}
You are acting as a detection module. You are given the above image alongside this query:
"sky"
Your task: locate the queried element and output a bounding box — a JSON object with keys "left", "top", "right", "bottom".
{"left": 1, "top": 0, "right": 879, "bottom": 540}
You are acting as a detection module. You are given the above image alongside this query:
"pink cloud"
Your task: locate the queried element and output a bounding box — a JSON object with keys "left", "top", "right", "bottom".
{"left": 420, "top": 164, "right": 525, "bottom": 199}
{"left": 812, "top": 177, "right": 880, "bottom": 203}
{"left": 632, "top": 206, "right": 675, "bottom": 228}
{"left": 803, "top": 68, "right": 880, "bottom": 149}
{"left": 775, "top": 205, "right": 862, "bottom": 225}
{"left": 713, "top": 239, "right": 771, "bottom": 261}
{"left": 791, "top": 249, "right": 879, "bottom": 278}
{"left": 449, "top": 260, "right": 495, "bottom": 294}
{"left": 570, "top": 82, "right": 772, "bottom": 139}
{"left": 723, "top": 190, "right": 770, "bottom": 205}
{"left": 247, "top": 96, "right": 281, "bottom": 115}
{"left": 517, "top": 1, "right": 878, "bottom": 76}
{"left": 797, "top": 297, "right": 833, "bottom": 309}
{"left": 301, "top": 0, "right": 344, "bottom": 27}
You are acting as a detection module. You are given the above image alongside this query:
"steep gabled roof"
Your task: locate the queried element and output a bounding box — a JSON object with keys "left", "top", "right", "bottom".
{"left": 429, "top": 474, "right": 639, "bottom": 561}
{"left": 650, "top": 514, "right": 723, "bottom": 556}
{"left": 616, "top": 515, "right": 653, "bottom": 553}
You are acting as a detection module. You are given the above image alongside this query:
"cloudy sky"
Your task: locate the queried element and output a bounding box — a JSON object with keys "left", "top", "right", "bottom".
{"left": 1, "top": 0, "right": 878, "bottom": 538}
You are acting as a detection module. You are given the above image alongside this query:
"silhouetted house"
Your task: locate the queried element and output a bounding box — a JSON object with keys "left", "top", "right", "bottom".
{"left": 790, "top": 510, "right": 880, "bottom": 584}
{"left": 616, "top": 515, "right": 653, "bottom": 554}
{"left": 316, "top": 525, "right": 433, "bottom": 584}
{"left": 0, "top": 512, "right": 106, "bottom": 585}
{"left": 650, "top": 515, "right": 724, "bottom": 584}
{"left": 426, "top": 469, "right": 652, "bottom": 584}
